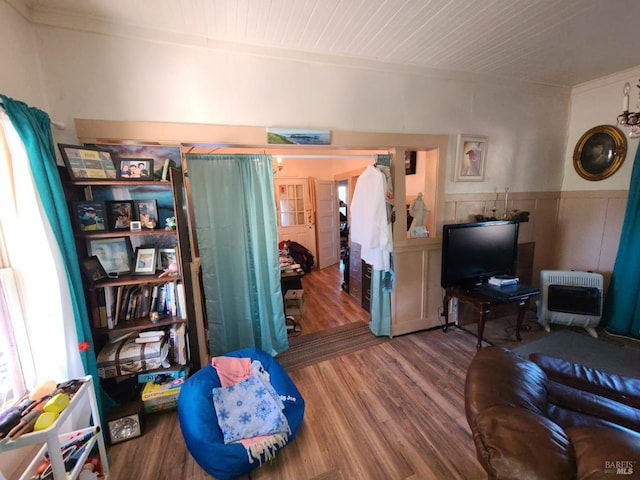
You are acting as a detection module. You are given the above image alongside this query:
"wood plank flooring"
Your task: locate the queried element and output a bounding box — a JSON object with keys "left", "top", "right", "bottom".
{"left": 106, "top": 263, "right": 489, "bottom": 479}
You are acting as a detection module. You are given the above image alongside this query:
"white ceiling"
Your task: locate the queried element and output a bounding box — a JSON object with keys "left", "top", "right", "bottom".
{"left": 8, "top": 0, "right": 640, "bottom": 87}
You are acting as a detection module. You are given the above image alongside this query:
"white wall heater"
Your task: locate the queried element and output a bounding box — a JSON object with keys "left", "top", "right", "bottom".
{"left": 537, "top": 270, "right": 603, "bottom": 338}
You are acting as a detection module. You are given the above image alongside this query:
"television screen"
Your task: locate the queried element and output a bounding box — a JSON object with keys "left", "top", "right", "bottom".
{"left": 441, "top": 221, "right": 519, "bottom": 288}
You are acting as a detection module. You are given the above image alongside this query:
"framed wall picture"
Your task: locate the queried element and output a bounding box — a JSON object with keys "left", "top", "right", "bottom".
{"left": 405, "top": 150, "right": 417, "bottom": 175}
{"left": 106, "top": 201, "right": 133, "bottom": 230}
{"left": 87, "top": 237, "right": 132, "bottom": 275}
{"left": 58, "top": 144, "right": 118, "bottom": 180}
{"left": 573, "top": 125, "right": 627, "bottom": 181}
{"left": 72, "top": 201, "right": 108, "bottom": 233}
{"left": 116, "top": 158, "right": 154, "bottom": 180}
{"left": 134, "top": 200, "right": 159, "bottom": 230}
{"left": 80, "top": 256, "right": 108, "bottom": 285}
{"left": 134, "top": 246, "right": 158, "bottom": 275}
{"left": 455, "top": 134, "right": 488, "bottom": 182}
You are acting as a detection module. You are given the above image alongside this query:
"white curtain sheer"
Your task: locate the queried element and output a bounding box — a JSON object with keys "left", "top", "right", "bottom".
{"left": 0, "top": 110, "right": 83, "bottom": 389}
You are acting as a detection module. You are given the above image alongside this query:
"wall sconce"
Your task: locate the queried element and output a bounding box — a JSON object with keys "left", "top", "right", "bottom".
{"left": 617, "top": 80, "right": 640, "bottom": 138}
{"left": 273, "top": 157, "right": 283, "bottom": 175}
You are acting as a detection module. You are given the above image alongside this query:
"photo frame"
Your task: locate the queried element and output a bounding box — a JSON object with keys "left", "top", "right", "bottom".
{"left": 133, "top": 200, "right": 159, "bottom": 230}
{"left": 157, "top": 248, "right": 178, "bottom": 273}
{"left": 130, "top": 221, "right": 142, "bottom": 232}
{"left": 573, "top": 125, "right": 627, "bottom": 181}
{"left": 72, "top": 201, "right": 108, "bottom": 233}
{"left": 134, "top": 246, "right": 158, "bottom": 275}
{"left": 405, "top": 151, "right": 417, "bottom": 175}
{"left": 87, "top": 237, "right": 132, "bottom": 275}
{"left": 84, "top": 144, "right": 181, "bottom": 181}
{"left": 116, "top": 158, "right": 154, "bottom": 180}
{"left": 455, "top": 135, "right": 488, "bottom": 182}
{"left": 106, "top": 201, "right": 133, "bottom": 231}
{"left": 58, "top": 144, "right": 118, "bottom": 180}
{"left": 80, "top": 256, "right": 108, "bottom": 285}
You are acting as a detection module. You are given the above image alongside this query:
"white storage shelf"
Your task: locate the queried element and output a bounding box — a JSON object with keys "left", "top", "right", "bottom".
{"left": 0, "top": 375, "right": 110, "bottom": 480}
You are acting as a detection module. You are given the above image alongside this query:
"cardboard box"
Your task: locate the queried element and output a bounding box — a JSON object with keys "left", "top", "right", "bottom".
{"left": 97, "top": 337, "right": 168, "bottom": 378}
{"left": 141, "top": 377, "right": 185, "bottom": 402}
{"left": 284, "top": 289, "right": 305, "bottom": 315}
{"left": 137, "top": 364, "right": 189, "bottom": 384}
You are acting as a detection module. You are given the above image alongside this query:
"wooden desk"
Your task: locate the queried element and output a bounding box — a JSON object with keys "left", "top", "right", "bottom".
{"left": 442, "top": 286, "right": 539, "bottom": 351}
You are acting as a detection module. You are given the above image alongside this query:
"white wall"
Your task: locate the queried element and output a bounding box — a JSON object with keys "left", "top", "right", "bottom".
{"left": 0, "top": 1, "right": 47, "bottom": 108}
{"left": 563, "top": 67, "right": 640, "bottom": 191}
{"left": 24, "top": 25, "right": 571, "bottom": 195}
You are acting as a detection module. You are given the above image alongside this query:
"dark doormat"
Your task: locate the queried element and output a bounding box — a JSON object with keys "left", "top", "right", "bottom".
{"left": 512, "top": 329, "right": 640, "bottom": 378}
{"left": 276, "top": 322, "right": 388, "bottom": 371}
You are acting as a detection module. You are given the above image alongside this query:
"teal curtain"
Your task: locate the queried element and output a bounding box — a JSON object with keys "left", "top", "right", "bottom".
{"left": 186, "top": 154, "right": 288, "bottom": 356}
{"left": 603, "top": 143, "right": 640, "bottom": 339}
{"left": 0, "top": 95, "right": 112, "bottom": 419}
{"left": 370, "top": 154, "right": 393, "bottom": 336}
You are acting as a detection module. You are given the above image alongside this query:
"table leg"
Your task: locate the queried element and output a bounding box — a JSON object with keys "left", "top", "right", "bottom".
{"left": 476, "top": 304, "right": 491, "bottom": 351}
{"left": 515, "top": 298, "right": 528, "bottom": 342}
{"left": 443, "top": 292, "right": 451, "bottom": 332}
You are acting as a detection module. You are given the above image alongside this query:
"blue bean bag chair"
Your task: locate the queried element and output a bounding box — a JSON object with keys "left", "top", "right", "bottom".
{"left": 178, "top": 347, "right": 305, "bottom": 480}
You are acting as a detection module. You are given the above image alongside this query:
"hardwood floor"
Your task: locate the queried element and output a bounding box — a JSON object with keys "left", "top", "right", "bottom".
{"left": 106, "top": 262, "right": 489, "bottom": 479}
{"left": 104, "top": 264, "right": 640, "bottom": 479}
{"left": 291, "top": 262, "right": 370, "bottom": 336}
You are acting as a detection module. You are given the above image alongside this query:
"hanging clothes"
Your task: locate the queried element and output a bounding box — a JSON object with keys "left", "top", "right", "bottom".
{"left": 350, "top": 164, "right": 392, "bottom": 272}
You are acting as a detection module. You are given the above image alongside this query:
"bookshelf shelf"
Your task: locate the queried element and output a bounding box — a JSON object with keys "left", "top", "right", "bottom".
{"left": 93, "top": 315, "right": 186, "bottom": 334}
{"left": 91, "top": 273, "right": 183, "bottom": 288}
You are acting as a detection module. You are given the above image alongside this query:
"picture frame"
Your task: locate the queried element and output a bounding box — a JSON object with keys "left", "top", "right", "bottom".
{"left": 87, "top": 237, "right": 132, "bottom": 275}
{"left": 573, "top": 125, "right": 627, "bottom": 181}
{"left": 130, "top": 221, "right": 142, "bottom": 232}
{"left": 133, "top": 200, "right": 159, "bottom": 230}
{"left": 116, "top": 158, "right": 154, "bottom": 180}
{"left": 84, "top": 144, "right": 181, "bottom": 181}
{"left": 106, "top": 201, "right": 133, "bottom": 231}
{"left": 455, "top": 134, "right": 488, "bottom": 182}
{"left": 58, "top": 144, "right": 118, "bottom": 180}
{"left": 157, "top": 248, "right": 178, "bottom": 273}
{"left": 80, "top": 256, "right": 108, "bottom": 285}
{"left": 405, "top": 151, "right": 417, "bottom": 175}
{"left": 134, "top": 246, "right": 158, "bottom": 275}
{"left": 72, "top": 201, "right": 108, "bottom": 233}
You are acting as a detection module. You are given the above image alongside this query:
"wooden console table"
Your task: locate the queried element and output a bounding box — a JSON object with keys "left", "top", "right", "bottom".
{"left": 442, "top": 285, "right": 539, "bottom": 351}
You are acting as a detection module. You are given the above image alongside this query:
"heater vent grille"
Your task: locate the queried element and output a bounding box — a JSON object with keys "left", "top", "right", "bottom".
{"left": 538, "top": 270, "right": 603, "bottom": 337}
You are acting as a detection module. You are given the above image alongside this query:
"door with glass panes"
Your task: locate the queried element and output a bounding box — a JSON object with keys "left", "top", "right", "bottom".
{"left": 275, "top": 179, "right": 316, "bottom": 261}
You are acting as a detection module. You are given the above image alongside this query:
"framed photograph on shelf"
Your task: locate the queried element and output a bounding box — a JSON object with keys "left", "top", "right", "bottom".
{"left": 455, "top": 134, "right": 488, "bottom": 182}
{"left": 106, "top": 201, "right": 133, "bottom": 231}
{"left": 134, "top": 246, "right": 158, "bottom": 275}
{"left": 80, "top": 256, "right": 108, "bottom": 285}
{"left": 116, "top": 158, "right": 154, "bottom": 180}
{"left": 72, "top": 201, "right": 108, "bottom": 232}
{"left": 87, "top": 237, "right": 132, "bottom": 275}
{"left": 58, "top": 144, "right": 118, "bottom": 180}
{"left": 157, "top": 248, "right": 178, "bottom": 274}
{"left": 133, "top": 199, "right": 159, "bottom": 230}
{"left": 573, "top": 125, "right": 627, "bottom": 181}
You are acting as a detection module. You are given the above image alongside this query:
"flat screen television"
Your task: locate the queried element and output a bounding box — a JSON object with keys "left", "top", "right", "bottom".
{"left": 441, "top": 220, "right": 519, "bottom": 288}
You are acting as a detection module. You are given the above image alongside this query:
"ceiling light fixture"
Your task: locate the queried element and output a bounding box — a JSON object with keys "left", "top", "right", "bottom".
{"left": 617, "top": 81, "right": 640, "bottom": 138}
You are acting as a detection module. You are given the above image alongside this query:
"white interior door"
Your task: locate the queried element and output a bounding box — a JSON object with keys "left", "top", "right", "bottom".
{"left": 275, "top": 179, "right": 317, "bottom": 259}
{"left": 315, "top": 179, "right": 339, "bottom": 269}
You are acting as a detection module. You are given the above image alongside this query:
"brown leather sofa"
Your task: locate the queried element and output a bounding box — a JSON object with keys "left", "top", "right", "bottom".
{"left": 465, "top": 346, "right": 640, "bottom": 479}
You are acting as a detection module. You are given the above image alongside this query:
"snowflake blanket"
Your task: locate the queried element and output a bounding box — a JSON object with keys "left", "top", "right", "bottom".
{"left": 212, "top": 363, "right": 291, "bottom": 445}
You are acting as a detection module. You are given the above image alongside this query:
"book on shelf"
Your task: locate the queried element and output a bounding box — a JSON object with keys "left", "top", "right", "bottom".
{"left": 169, "top": 322, "right": 187, "bottom": 365}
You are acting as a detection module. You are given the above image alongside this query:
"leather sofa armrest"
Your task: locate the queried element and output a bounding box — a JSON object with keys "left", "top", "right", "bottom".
{"left": 529, "top": 353, "right": 640, "bottom": 409}
{"left": 566, "top": 425, "right": 640, "bottom": 479}
{"left": 472, "top": 405, "right": 576, "bottom": 480}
